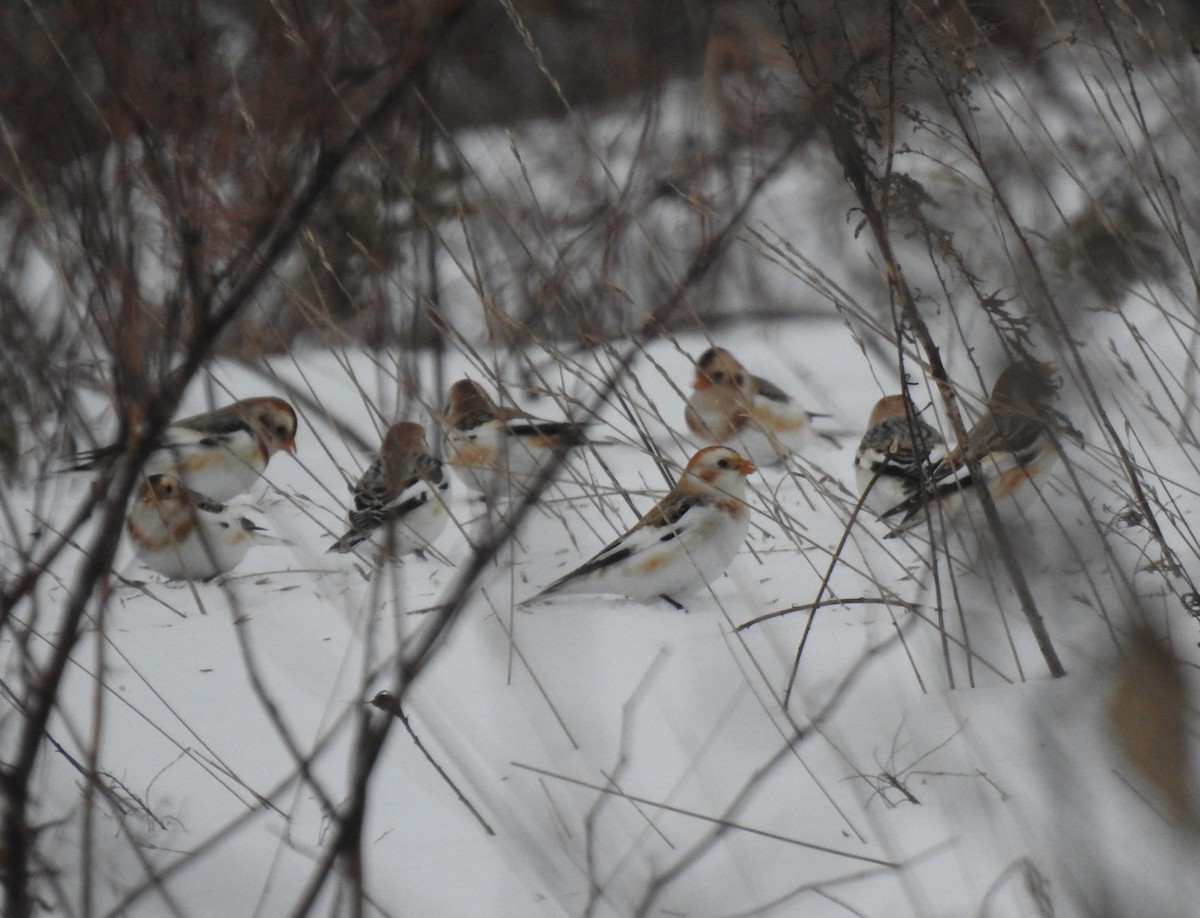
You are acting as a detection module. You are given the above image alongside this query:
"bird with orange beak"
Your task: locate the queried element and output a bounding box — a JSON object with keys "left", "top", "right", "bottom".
{"left": 524, "top": 445, "right": 757, "bottom": 608}
{"left": 70, "top": 396, "right": 298, "bottom": 501}
{"left": 443, "top": 378, "right": 586, "bottom": 492}
{"left": 684, "top": 346, "right": 821, "bottom": 465}
{"left": 126, "top": 474, "right": 280, "bottom": 580}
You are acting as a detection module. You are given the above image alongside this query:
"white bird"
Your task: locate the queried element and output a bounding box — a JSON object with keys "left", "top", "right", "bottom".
{"left": 443, "top": 378, "right": 586, "bottom": 491}
{"left": 126, "top": 474, "right": 276, "bottom": 580}
{"left": 328, "top": 422, "right": 451, "bottom": 557}
{"left": 524, "top": 445, "right": 756, "bottom": 607}
{"left": 854, "top": 395, "right": 945, "bottom": 518}
{"left": 71, "top": 396, "right": 298, "bottom": 501}
{"left": 684, "top": 346, "right": 821, "bottom": 466}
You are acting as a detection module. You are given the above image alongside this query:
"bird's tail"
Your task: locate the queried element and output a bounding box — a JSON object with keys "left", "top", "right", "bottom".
{"left": 240, "top": 517, "right": 294, "bottom": 546}
{"left": 62, "top": 443, "right": 121, "bottom": 472}
{"left": 518, "top": 579, "right": 563, "bottom": 608}
{"left": 327, "top": 529, "right": 366, "bottom": 553}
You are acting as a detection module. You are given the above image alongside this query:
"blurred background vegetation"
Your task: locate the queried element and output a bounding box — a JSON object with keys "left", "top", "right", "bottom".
{"left": 4, "top": 0, "right": 1197, "bottom": 380}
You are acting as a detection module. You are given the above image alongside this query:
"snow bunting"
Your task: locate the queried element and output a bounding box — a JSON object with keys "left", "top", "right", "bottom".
{"left": 882, "top": 360, "right": 1065, "bottom": 531}
{"left": 684, "top": 346, "right": 819, "bottom": 466}
{"left": 71, "top": 397, "right": 298, "bottom": 501}
{"left": 126, "top": 473, "right": 274, "bottom": 580}
{"left": 525, "top": 445, "right": 756, "bottom": 607}
{"left": 443, "top": 378, "right": 586, "bottom": 491}
{"left": 328, "top": 421, "right": 451, "bottom": 557}
{"left": 854, "top": 395, "right": 945, "bottom": 517}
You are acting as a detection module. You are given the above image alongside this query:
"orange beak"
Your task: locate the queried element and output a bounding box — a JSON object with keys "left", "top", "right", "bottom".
{"left": 282, "top": 438, "right": 297, "bottom": 453}
{"left": 693, "top": 373, "right": 711, "bottom": 390}
{"left": 735, "top": 458, "right": 756, "bottom": 474}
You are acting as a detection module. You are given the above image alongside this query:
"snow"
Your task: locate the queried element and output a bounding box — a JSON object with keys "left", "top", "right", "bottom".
{"left": 9, "top": 304, "right": 1197, "bottom": 917}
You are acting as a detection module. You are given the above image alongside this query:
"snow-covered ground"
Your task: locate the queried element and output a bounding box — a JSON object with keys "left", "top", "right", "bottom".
{"left": 9, "top": 299, "right": 1199, "bottom": 916}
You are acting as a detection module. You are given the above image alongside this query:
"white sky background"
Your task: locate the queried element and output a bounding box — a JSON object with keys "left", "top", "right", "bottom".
{"left": 4, "top": 25, "right": 1200, "bottom": 918}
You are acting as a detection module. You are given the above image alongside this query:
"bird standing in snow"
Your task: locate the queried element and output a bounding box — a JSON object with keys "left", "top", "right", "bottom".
{"left": 126, "top": 473, "right": 276, "bottom": 580}
{"left": 684, "top": 346, "right": 819, "bottom": 466}
{"left": 524, "top": 445, "right": 756, "bottom": 608}
{"left": 854, "top": 395, "right": 945, "bottom": 518}
{"left": 328, "top": 422, "right": 451, "bottom": 557}
{"left": 882, "top": 360, "right": 1067, "bottom": 532}
{"left": 70, "top": 396, "right": 298, "bottom": 501}
{"left": 443, "top": 378, "right": 586, "bottom": 491}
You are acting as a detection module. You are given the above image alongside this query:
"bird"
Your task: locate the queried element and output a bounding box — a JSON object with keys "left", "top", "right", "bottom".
{"left": 328, "top": 421, "right": 451, "bottom": 557}
{"left": 854, "top": 395, "right": 945, "bottom": 518}
{"left": 126, "top": 473, "right": 276, "bottom": 580}
{"left": 442, "top": 378, "right": 586, "bottom": 491}
{"left": 684, "top": 346, "right": 821, "bottom": 466}
{"left": 881, "top": 360, "right": 1066, "bottom": 532}
{"left": 70, "top": 396, "right": 298, "bottom": 501}
{"left": 524, "top": 445, "right": 756, "bottom": 608}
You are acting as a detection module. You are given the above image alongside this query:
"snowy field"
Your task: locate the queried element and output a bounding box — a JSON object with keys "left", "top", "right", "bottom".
{"left": 10, "top": 302, "right": 1199, "bottom": 916}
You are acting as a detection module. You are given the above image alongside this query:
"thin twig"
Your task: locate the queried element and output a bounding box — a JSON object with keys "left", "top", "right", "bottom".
{"left": 737, "top": 595, "right": 919, "bottom": 632}
{"left": 368, "top": 691, "right": 495, "bottom": 836}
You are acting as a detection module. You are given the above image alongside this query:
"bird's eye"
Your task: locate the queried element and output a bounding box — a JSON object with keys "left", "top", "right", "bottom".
{"left": 733, "top": 374, "right": 744, "bottom": 386}
{"left": 717, "top": 458, "right": 730, "bottom": 469}
{"left": 712, "top": 371, "right": 725, "bottom": 382}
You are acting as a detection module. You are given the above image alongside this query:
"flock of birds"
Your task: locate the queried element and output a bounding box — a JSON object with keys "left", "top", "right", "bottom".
{"left": 74, "top": 347, "right": 1068, "bottom": 608}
